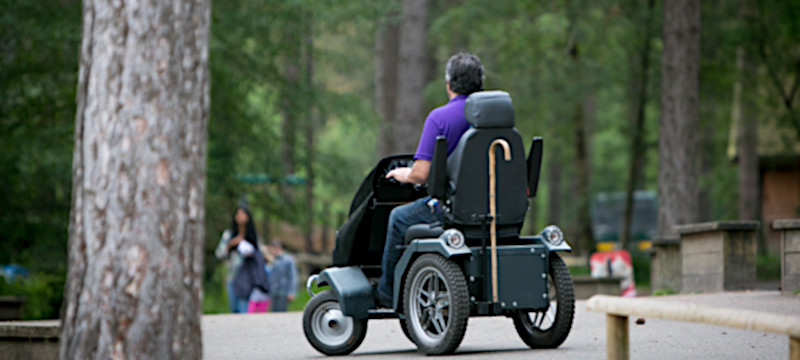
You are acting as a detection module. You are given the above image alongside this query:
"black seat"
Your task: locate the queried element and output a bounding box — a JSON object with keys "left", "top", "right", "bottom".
{"left": 404, "top": 223, "right": 444, "bottom": 244}
{"left": 444, "top": 91, "right": 528, "bottom": 241}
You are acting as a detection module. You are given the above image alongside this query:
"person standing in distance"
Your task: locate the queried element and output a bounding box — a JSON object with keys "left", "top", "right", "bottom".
{"left": 267, "top": 239, "right": 297, "bottom": 312}
{"left": 215, "top": 206, "right": 260, "bottom": 313}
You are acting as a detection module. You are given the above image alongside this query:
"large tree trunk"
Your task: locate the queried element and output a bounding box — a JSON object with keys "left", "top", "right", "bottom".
{"left": 375, "top": 9, "right": 400, "bottom": 158}
{"left": 620, "top": 0, "right": 654, "bottom": 250}
{"left": 61, "top": 0, "right": 209, "bottom": 358}
{"left": 658, "top": 0, "right": 700, "bottom": 239}
{"left": 394, "top": 0, "right": 429, "bottom": 153}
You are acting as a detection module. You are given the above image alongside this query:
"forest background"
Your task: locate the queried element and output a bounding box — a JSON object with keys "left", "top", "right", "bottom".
{"left": 2, "top": 0, "right": 798, "bottom": 319}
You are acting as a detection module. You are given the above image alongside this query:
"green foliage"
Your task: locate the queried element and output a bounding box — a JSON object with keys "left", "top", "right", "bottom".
{"left": 0, "top": 0, "right": 78, "bottom": 320}
{"left": 0, "top": 274, "right": 65, "bottom": 320}
{"left": 0, "top": 0, "right": 79, "bottom": 276}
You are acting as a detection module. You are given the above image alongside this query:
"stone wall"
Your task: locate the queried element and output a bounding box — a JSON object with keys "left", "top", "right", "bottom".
{"left": 774, "top": 219, "right": 800, "bottom": 294}
{"left": 676, "top": 221, "right": 758, "bottom": 292}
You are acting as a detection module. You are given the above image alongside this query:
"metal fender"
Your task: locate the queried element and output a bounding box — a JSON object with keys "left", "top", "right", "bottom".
{"left": 308, "top": 266, "right": 374, "bottom": 319}
{"left": 392, "top": 239, "right": 472, "bottom": 310}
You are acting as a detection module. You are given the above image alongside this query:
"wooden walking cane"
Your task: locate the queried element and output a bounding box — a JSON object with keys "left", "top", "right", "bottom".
{"left": 488, "top": 139, "right": 512, "bottom": 303}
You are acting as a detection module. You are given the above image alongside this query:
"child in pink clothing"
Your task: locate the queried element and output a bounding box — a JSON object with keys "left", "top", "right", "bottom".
{"left": 247, "top": 292, "right": 270, "bottom": 313}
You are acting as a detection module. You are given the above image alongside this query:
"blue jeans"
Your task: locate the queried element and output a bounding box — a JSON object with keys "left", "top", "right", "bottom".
{"left": 377, "top": 196, "right": 444, "bottom": 300}
{"left": 226, "top": 280, "right": 250, "bottom": 313}
{"left": 271, "top": 295, "right": 289, "bottom": 312}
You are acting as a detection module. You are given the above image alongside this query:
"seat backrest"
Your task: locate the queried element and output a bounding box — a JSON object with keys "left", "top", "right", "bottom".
{"left": 444, "top": 91, "right": 528, "bottom": 239}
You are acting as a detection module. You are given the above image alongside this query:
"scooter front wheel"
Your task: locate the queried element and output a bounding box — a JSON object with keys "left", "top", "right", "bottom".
{"left": 303, "top": 290, "right": 368, "bottom": 355}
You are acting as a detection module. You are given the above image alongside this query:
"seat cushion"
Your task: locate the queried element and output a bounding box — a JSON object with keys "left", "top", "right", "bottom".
{"left": 404, "top": 224, "right": 444, "bottom": 243}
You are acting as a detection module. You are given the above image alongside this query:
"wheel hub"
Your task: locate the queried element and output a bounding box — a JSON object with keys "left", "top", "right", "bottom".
{"left": 312, "top": 303, "right": 353, "bottom": 346}
{"left": 410, "top": 269, "right": 451, "bottom": 342}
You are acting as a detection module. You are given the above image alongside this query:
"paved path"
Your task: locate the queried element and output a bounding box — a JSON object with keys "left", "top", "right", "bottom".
{"left": 203, "top": 291, "right": 799, "bottom": 359}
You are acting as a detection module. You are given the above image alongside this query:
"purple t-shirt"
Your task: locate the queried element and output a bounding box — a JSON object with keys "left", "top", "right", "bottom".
{"left": 413, "top": 94, "right": 470, "bottom": 161}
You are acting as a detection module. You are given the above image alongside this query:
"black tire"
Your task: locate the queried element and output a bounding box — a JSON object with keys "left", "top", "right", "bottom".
{"left": 402, "top": 254, "right": 469, "bottom": 355}
{"left": 302, "top": 290, "right": 368, "bottom": 356}
{"left": 512, "top": 252, "right": 575, "bottom": 349}
{"left": 399, "top": 318, "right": 413, "bottom": 343}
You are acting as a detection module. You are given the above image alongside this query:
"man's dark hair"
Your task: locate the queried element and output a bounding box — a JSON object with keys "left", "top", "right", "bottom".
{"left": 445, "top": 52, "right": 484, "bottom": 95}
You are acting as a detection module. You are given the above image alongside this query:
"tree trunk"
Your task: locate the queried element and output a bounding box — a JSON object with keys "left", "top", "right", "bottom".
{"left": 658, "top": 0, "right": 700, "bottom": 239}
{"left": 394, "top": 0, "right": 429, "bottom": 153}
{"left": 280, "top": 26, "right": 300, "bottom": 193}
{"left": 572, "top": 99, "right": 594, "bottom": 254}
{"left": 304, "top": 17, "right": 316, "bottom": 254}
{"left": 375, "top": 9, "right": 400, "bottom": 158}
{"left": 620, "top": 0, "right": 654, "bottom": 250}
{"left": 61, "top": 0, "right": 209, "bottom": 358}
{"left": 735, "top": 52, "right": 760, "bottom": 220}
{"left": 734, "top": 45, "right": 763, "bottom": 253}
{"left": 566, "top": 37, "right": 594, "bottom": 255}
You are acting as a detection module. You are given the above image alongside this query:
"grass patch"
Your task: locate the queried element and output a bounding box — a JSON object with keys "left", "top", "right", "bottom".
{"left": 756, "top": 254, "right": 780, "bottom": 281}
{"left": 569, "top": 265, "right": 591, "bottom": 276}
{"left": 203, "top": 263, "right": 231, "bottom": 314}
{"left": 652, "top": 288, "right": 677, "bottom": 296}
{"left": 289, "top": 282, "right": 329, "bottom": 312}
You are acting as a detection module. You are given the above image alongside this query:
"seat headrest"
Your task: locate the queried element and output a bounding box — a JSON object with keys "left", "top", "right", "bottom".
{"left": 464, "top": 91, "right": 515, "bottom": 128}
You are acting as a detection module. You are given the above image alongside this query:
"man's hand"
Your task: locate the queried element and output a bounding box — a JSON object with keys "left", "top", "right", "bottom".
{"left": 385, "top": 160, "right": 431, "bottom": 185}
{"left": 386, "top": 167, "right": 412, "bottom": 183}
{"left": 287, "top": 294, "right": 296, "bottom": 302}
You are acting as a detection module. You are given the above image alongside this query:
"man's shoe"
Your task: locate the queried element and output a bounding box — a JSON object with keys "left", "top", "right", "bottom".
{"left": 374, "top": 290, "right": 393, "bottom": 309}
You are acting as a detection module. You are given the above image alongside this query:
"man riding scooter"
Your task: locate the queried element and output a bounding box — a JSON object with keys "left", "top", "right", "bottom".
{"left": 376, "top": 52, "right": 485, "bottom": 308}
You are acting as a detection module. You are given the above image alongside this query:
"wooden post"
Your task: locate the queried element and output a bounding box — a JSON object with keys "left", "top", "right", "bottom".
{"left": 791, "top": 336, "right": 800, "bottom": 360}
{"left": 606, "top": 314, "right": 629, "bottom": 360}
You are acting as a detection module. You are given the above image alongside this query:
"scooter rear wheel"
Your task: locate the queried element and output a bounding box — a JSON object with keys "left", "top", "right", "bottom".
{"left": 303, "top": 290, "right": 368, "bottom": 355}
{"left": 512, "top": 253, "right": 574, "bottom": 348}
{"left": 402, "top": 254, "right": 469, "bottom": 355}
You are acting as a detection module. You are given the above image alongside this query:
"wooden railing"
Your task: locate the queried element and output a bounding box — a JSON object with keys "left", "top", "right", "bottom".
{"left": 586, "top": 295, "right": 800, "bottom": 360}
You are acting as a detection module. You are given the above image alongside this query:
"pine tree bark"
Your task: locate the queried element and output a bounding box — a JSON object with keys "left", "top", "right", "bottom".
{"left": 60, "top": 0, "right": 209, "bottom": 358}
{"left": 304, "top": 18, "right": 316, "bottom": 254}
{"left": 621, "top": 0, "right": 654, "bottom": 250}
{"left": 394, "top": 0, "right": 429, "bottom": 153}
{"left": 375, "top": 10, "right": 400, "bottom": 158}
{"left": 566, "top": 36, "right": 594, "bottom": 255}
{"left": 658, "top": 0, "right": 700, "bottom": 239}
{"left": 735, "top": 48, "right": 760, "bottom": 218}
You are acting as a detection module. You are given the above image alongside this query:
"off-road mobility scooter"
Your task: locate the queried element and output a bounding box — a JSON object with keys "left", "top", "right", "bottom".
{"left": 302, "top": 91, "right": 575, "bottom": 355}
